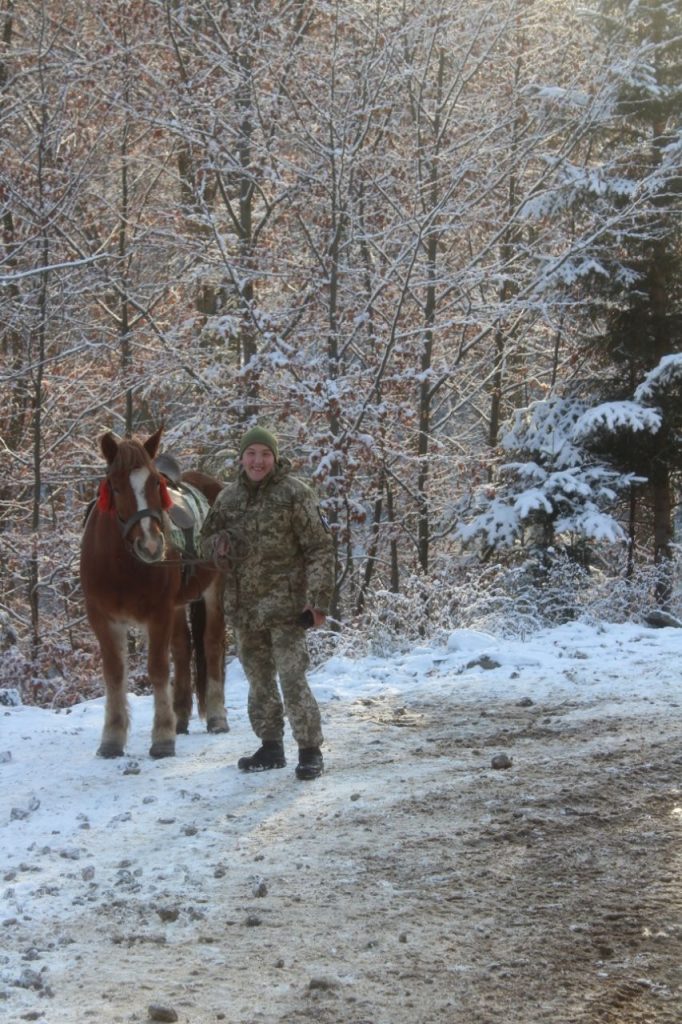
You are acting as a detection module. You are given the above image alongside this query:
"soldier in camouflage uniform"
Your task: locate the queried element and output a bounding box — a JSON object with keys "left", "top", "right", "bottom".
{"left": 200, "top": 426, "right": 335, "bottom": 780}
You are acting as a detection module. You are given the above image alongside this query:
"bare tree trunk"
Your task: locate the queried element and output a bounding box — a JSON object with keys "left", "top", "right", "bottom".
{"left": 626, "top": 485, "right": 637, "bottom": 581}
{"left": 118, "top": 117, "right": 134, "bottom": 436}
{"left": 355, "top": 480, "right": 385, "bottom": 615}
{"left": 235, "top": 45, "right": 259, "bottom": 417}
{"left": 386, "top": 480, "right": 399, "bottom": 594}
{"left": 415, "top": 47, "right": 446, "bottom": 574}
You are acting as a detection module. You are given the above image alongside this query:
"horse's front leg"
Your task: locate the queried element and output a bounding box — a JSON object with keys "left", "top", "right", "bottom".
{"left": 203, "top": 578, "right": 229, "bottom": 734}
{"left": 147, "top": 618, "right": 176, "bottom": 758}
{"left": 170, "top": 606, "right": 192, "bottom": 735}
{"left": 95, "top": 619, "right": 130, "bottom": 758}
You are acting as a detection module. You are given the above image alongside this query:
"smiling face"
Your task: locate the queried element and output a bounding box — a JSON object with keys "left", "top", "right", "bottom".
{"left": 241, "top": 443, "right": 276, "bottom": 483}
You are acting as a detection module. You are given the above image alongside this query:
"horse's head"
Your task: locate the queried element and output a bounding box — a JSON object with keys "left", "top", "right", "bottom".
{"left": 98, "top": 426, "right": 172, "bottom": 564}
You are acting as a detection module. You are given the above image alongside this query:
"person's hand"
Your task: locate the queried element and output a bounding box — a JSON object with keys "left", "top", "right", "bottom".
{"left": 204, "top": 532, "right": 230, "bottom": 570}
{"left": 300, "top": 605, "right": 326, "bottom": 629}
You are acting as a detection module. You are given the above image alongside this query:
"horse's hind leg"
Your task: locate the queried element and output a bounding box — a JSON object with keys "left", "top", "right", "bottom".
{"left": 96, "top": 620, "right": 130, "bottom": 758}
{"left": 171, "top": 607, "right": 192, "bottom": 735}
{"left": 147, "top": 618, "right": 176, "bottom": 758}
{"left": 202, "top": 578, "right": 229, "bottom": 734}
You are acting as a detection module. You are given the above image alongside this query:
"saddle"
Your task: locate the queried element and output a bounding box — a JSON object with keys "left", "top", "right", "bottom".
{"left": 155, "top": 455, "right": 210, "bottom": 560}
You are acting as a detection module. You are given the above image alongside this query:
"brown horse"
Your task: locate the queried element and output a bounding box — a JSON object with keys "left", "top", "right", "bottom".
{"left": 80, "top": 426, "right": 228, "bottom": 758}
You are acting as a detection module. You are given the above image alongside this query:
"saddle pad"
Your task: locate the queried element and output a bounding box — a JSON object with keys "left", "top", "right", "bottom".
{"left": 167, "top": 482, "right": 210, "bottom": 555}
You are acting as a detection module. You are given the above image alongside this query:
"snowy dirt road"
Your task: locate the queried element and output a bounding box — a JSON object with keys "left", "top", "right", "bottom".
{"left": 2, "top": 683, "right": 682, "bottom": 1024}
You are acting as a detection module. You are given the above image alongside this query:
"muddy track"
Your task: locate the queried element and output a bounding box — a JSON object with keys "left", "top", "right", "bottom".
{"left": 2, "top": 692, "right": 681, "bottom": 1024}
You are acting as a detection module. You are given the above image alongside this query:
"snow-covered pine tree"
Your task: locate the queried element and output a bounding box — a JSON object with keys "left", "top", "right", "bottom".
{"left": 550, "top": 0, "right": 682, "bottom": 601}
{"left": 456, "top": 395, "right": 640, "bottom": 561}
{"left": 460, "top": 0, "right": 682, "bottom": 604}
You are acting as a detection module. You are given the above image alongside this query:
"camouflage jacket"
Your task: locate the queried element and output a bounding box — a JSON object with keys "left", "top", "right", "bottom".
{"left": 200, "top": 461, "right": 334, "bottom": 629}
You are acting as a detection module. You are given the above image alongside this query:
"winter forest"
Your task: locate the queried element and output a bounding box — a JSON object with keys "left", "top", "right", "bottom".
{"left": 1, "top": 0, "right": 681, "bottom": 705}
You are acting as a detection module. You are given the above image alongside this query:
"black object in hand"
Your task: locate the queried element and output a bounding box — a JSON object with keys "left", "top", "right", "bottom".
{"left": 297, "top": 609, "right": 315, "bottom": 629}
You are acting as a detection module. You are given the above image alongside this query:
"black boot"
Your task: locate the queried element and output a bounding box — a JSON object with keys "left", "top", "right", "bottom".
{"left": 237, "top": 740, "right": 286, "bottom": 772}
{"left": 295, "top": 747, "right": 324, "bottom": 780}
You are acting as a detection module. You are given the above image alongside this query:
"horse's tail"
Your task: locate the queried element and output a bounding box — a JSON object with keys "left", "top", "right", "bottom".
{"left": 189, "top": 598, "right": 208, "bottom": 718}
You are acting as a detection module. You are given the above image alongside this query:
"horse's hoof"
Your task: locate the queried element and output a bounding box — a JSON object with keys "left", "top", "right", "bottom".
{"left": 207, "top": 716, "right": 230, "bottom": 734}
{"left": 97, "top": 742, "right": 125, "bottom": 758}
{"left": 149, "top": 740, "right": 176, "bottom": 758}
{"left": 175, "top": 719, "right": 190, "bottom": 735}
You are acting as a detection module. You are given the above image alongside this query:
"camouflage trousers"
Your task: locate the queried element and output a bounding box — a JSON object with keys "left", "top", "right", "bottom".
{"left": 235, "top": 624, "right": 323, "bottom": 749}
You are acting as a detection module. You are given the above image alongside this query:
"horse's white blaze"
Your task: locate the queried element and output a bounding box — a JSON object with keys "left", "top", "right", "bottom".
{"left": 130, "top": 467, "right": 159, "bottom": 555}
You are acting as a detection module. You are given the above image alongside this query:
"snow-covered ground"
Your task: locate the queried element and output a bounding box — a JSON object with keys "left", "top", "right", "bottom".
{"left": 2, "top": 621, "right": 682, "bottom": 1024}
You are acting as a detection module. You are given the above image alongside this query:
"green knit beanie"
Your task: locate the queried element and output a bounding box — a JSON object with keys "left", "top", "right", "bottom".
{"left": 239, "top": 426, "right": 279, "bottom": 461}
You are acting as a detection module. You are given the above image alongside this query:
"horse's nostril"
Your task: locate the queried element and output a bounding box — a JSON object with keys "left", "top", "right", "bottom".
{"left": 136, "top": 536, "right": 164, "bottom": 562}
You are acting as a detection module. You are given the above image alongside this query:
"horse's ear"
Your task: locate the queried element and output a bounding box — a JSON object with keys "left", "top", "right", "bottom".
{"left": 144, "top": 426, "right": 164, "bottom": 461}
{"left": 100, "top": 431, "right": 119, "bottom": 466}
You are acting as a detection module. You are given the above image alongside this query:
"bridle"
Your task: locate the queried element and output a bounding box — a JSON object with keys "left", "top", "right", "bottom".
{"left": 97, "top": 475, "right": 167, "bottom": 551}
{"left": 95, "top": 474, "right": 218, "bottom": 571}
{"left": 118, "top": 506, "right": 164, "bottom": 541}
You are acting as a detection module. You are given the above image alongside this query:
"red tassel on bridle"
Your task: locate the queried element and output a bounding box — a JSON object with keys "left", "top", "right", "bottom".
{"left": 97, "top": 473, "right": 172, "bottom": 517}
{"left": 97, "top": 480, "right": 115, "bottom": 513}
{"left": 159, "top": 477, "right": 173, "bottom": 510}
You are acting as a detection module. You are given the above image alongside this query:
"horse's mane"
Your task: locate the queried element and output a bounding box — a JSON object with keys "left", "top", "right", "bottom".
{"left": 109, "top": 437, "right": 154, "bottom": 472}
